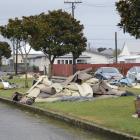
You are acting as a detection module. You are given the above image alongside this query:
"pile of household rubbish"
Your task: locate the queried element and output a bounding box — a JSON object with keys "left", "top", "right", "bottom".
{"left": 12, "top": 68, "right": 133, "bottom": 105}
{"left": 0, "top": 78, "right": 17, "bottom": 89}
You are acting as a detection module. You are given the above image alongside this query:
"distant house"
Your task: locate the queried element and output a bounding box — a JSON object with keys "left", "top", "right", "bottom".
{"left": 28, "top": 53, "right": 90, "bottom": 72}
{"left": 28, "top": 54, "right": 49, "bottom": 72}
{"left": 118, "top": 43, "right": 140, "bottom": 63}
{"left": 2, "top": 54, "right": 40, "bottom": 65}
{"left": 1, "top": 53, "right": 42, "bottom": 72}
{"left": 27, "top": 51, "right": 111, "bottom": 72}
{"left": 1, "top": 57, "right": 9, "bottom": 65}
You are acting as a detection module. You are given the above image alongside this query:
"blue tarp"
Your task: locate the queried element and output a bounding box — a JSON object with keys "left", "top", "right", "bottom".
{"left": 110, "top": 77, "right": 133, "bottom": 87}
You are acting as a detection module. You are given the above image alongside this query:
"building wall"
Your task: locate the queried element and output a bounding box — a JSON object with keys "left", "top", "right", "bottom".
{"left": 54, "top": 52, "right": 110, "bottom": 64}
{"left": 28, "top": 56, "right": 50, "bottom": 72}
{"left": 54, "top": 57, "right": 88, "bottom": 64}
{"left": 125, "top": 59, "right": 136, "bottom": 63}
{"left": 1, "top": 57, "right": 9, "bottom": 65}
{"left": 135, "top": 58, "right": 140, "bottom": 63}
{"left": 27, "top": 51, "right": 111, "bottom": 72}
{"left": 118, "top": 56, "right": 140, "bottom": 63}
{"left": 54, "top": 58, "right": 73, "bottom": 64}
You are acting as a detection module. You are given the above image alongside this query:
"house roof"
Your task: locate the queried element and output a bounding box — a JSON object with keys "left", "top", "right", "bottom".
{"left": 118, "top": 55, "right": 140, "bottom": 61}
{"left": 85, "top": 50, "right": 109, "bottom": 57}
{"left": 27, "top": 49, "right": 112, "bottom": 61}
{"left": 120, "top": 42, "right": 140, "bottom": 56}
{"left": 100, "top": 49, "right": 114, "bottom": 56}
{"left": 27, "top": 53, "right": 91, "bottom": 59}
{"left": 119, "top": 43, "right": 130, "bottom": 56}
{"left": 58, "top": 53, "right": 91, "bottom": 59}
{"left": 27, "top": 54, "right": 46, "bottom": 59}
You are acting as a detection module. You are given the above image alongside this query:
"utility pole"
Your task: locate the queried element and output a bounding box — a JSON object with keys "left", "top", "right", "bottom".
{"left": 12, "top": 39, "right": 15, "bottom": 73}
{"left": 64, "top": 0, "right": 82, "bottom": 18}
{"left": 64, "top": 0, "right": 82, "bottom": 74}
{"left": 115, "top": 32, "right": 118, "bottom": 64}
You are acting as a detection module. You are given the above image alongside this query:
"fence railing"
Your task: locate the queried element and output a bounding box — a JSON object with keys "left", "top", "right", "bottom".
{"left": 52, "top": 63, "right": 140, "bottom": 77}
{"left": 0, "top": 65, "right": 39, "bottom": 74}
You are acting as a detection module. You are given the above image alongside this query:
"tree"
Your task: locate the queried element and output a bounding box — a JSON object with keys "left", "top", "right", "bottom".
{"left": 97, "top": 47, "right": 107, "bottom": 52}
{"left": 116, "top": 0, "right": 140, "bottom": 38}
{"left": 0, "top": 41, "right": 11, "bottom": 65}
{"left": 0, "top": 18, "right": 31, "bottom": 87}
{"left": 27, "top": 10, "right": 87, "bottom": 77}
{"left": 64, "top": 16, "right": 87, "bottom": 74}
{"left": 0, "top": 18, "right": 23, "bottom": 74}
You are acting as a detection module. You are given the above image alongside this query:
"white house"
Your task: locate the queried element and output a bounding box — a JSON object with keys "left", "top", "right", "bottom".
{"left": 118, "top": 43, "right": 140, "bottom": 63}
{"left": 27, "top": 53, "right": 90, "bottom": 72}
{"left": 27, "top": 51, "right": 111, "bottom": 72}
{"left": 27, "top": 54, "right": 50, "bottom": 72}
{"left": 1, "top": 57, "right": 9, "bottom": 65}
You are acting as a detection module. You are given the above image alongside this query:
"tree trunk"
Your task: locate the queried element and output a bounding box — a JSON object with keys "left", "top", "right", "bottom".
{"left": 44, "top": 66, "right": 47, "bottom": 75}
{"left": 48, "top": 56, "right": 55, "bottom": 79}
{"left": 24, "top": 55, "right": 28, "bottom": 88}
{"left": 48, "top": 62, "right": 53, "bottom": 79}
{"left": 15, "top": 44, "right": 18, "bottom": 75}
{"left": 73, "top": 57, "right": 76, "bottom": 74}
{"left": 12, "top": 40, "right": 15, "bottom": 73}
{"left": 0, "top": 57, "right": 2, "bottom": 66}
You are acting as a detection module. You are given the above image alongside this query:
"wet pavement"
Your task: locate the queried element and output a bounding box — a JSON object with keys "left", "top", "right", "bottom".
{"left": 0, "top": 102, "right": 113, "bottom": 140}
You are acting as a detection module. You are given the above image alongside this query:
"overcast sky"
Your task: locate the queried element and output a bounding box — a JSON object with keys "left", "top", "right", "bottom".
{"left": 0, "top": 0, "right": 140, "bottom": 50}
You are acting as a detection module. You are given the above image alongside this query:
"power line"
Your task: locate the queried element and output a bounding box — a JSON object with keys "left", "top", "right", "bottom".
{"left": 85, "top": 24, "right": 116, "bottom": 27}
{"left": 87, "top": 38, "right": 139, "bottom": 41}
{"left": 84, "top": 3, "right": 114, "bottom": 8}
{"left": 64, "top": 6, "right": 72, "bottom": 10}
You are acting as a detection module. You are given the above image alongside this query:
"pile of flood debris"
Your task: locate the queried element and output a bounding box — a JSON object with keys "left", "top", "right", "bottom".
{"left": 13, "top": 68, "right": 132, "bottom": 105}
{"left": 0, "top": 78, "right": 17, "bottom": 89}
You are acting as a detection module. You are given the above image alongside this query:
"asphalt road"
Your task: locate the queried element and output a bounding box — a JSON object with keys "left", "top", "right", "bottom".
{"left": 0, "top": 102, "right": 112, "bottom": 140}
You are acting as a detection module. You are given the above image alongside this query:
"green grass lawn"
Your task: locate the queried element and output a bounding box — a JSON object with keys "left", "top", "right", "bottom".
{"left": 35, "top": 96, "right": 140, "bottom": 136}
{"left": 0, "top": 76, "right": 140, "bottom": 136}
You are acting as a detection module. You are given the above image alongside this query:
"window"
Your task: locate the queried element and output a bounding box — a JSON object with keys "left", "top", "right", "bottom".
{"left": 77, "top": 59, "right": 86, "bottom": 64}
{"left": 62, "top": 60, "right": 64, "bottom": 64}
{"left": 136, "top": 67, "right": 140, "bottom": 73}
{"left": 102, "top": 68, "right": 119, "bottom": 73}
{"left": 96, "top": 68, "right": 102, "bottom": 73}
{"left": 57, "top": 60, "right": 60, "bottom": 64}
{"left": 65, "top": 60, "right": 68, "bottom": 64}
{"left": 69, "top": 60, "right": 72, "bottom": 64}
{"left": 129, "top": 68, "right": 135, "bottom": 73}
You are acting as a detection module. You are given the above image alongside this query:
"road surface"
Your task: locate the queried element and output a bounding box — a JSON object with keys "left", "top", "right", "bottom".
{"left": 0, "top": 102, "right": 112, "bottom": 140}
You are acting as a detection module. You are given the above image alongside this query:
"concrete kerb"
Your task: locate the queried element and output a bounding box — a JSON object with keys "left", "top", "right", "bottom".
{"left": 0, "top": 97, "right": 140, "bottom": 140}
